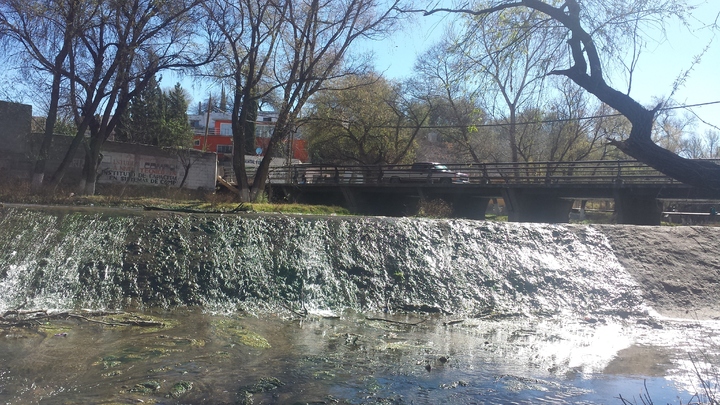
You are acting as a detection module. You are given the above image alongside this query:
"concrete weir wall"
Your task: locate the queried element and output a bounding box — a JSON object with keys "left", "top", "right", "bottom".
{"left": 0, "top": 101, "right": 217, "bottom": 190}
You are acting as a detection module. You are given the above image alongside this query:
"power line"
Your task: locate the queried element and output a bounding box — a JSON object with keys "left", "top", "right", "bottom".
{"left": 358, "top": 100, "right": 720, "bottom": 130}
{"left": 668, "top": 100, "right": 720, "bottom": 110}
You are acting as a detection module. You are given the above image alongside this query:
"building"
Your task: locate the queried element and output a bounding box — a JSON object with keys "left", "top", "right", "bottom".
{"left": 189, "top": 110, "right": 308, "bottom": 162}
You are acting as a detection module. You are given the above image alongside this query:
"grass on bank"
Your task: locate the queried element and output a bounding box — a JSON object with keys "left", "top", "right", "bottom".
{"left": 2, "top": 179, "right": 717, "bottom": 224}
{"left": 0, "top": 180, "right": 350, "bottom": 216}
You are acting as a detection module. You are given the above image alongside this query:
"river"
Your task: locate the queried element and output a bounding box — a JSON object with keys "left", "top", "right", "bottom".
{"left": 0, "top": 205, "right": 718, "bottom": 404}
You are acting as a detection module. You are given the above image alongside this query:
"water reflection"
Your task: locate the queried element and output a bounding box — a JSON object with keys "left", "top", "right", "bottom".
{"left": 0, "top": 309, "right": 714, "bottom": 404}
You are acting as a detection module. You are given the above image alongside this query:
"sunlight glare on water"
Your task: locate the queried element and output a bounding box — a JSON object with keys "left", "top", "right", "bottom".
{"left": 0, "top": 310, "right": 707, "bottom": 404}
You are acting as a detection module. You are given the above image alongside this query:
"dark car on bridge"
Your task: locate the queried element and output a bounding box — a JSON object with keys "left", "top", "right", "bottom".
{"left": 383, "top": 162, "right": 470, "bottom": 184}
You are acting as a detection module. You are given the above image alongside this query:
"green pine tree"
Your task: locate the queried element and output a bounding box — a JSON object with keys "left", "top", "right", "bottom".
{"left": 119, "top": 78, "right": 192, "bottom": 148}
{"left": 160, "top": 83, "right": 193, "bottom": 148}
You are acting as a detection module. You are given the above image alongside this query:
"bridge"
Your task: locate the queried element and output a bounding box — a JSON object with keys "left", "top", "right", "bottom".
{"left": 260, "top": 160, "right": 720, "bottom": 225}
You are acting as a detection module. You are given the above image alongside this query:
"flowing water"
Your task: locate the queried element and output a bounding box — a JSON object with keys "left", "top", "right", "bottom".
{"left": 0, "top": 205, "right": 718, "bottom": 404}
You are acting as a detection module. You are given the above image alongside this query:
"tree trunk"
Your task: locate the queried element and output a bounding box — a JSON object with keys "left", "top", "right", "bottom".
{"left": 31, "top": 51, "right": 70, "bottom": 193}
{"left": 249, "top": 109, "right": 292, "bottom": 201}
{"left": 49, "top": 118, "right": 91, "bottom": 191}
{"left": 525, "top": 0, "right": 720, "bottom": 191}
{"left": 562, "top": 68, "right": 720, "bottom": 190}
{"left": 82, "top": 136, "right": 102, "bottom": 196}
{"left": 244, "top": 97, "right": 258, "bottom": 154}
{"left": 30, "top": 7, "right": 74, "bottom": 194}
{"left": 508, "top": 105, "right": 519, "bottom": 163}
{"left": 231, "top": 83, "right": 252, "bottom": 202}
{"left": 177, "top": 150, "right": 194, "bottom": 189}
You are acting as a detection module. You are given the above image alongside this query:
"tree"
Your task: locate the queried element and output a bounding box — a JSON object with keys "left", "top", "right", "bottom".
{"left": 704, "top": 131, "right": 720, "bottom": 159}
{"left": 420, "top": 0, "right": 720, "bottom": 190}
{"left": 206, "top": 0, "right": 404, "bottom": 201}
{"left": 411, "top": 41, "right": 495, "bottom": 164}
{"left": 117, "top": 80, "right": 193, "bottom": 148}
{"left": 0, "top": 0, "right": 94, "bottom": 191}
{"left": 116, "top": 76, "right": 165, "bottom": 145}
{"left": 162, "top": 83, "right": 194, "bottom": 148}
{"left": 247, "top": 0, "right": 404, "bottom": 200}
{"left": 682, "top": 130, "right": 720, "bottom": 159}
{"left": 525, "top": 79, "right": 607, "bottom": 163}
{"left": 651, "top": 106, "right": 694, "bottom": 155}
{"left": 49, "top": 0, "right": 217, "bottom": 195}
{"left": 306, "top": 73, "right": 423, "bottom": 165}
{"left": 203, "top": 0, "right": 285, "bottom": 201}
{"left": 455, "top": 4, "right": 563, "bottom": 163}
{"left": 412, "top": 30, "right": 606, "bottom": 166}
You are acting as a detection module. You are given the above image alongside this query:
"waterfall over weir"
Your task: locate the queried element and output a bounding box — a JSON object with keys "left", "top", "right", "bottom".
{"left": 0, "top": 206, "right": 643, "bottom": 316}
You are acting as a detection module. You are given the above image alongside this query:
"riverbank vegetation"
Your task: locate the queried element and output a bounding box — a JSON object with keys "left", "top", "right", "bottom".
{"left": 0, "top": 180, "right": 350, "bottom": 216}
{"left": 3, "top": 178, "right": 718, "bottom": 224}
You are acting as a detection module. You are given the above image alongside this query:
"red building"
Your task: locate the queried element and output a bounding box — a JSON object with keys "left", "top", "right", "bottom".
{"left": 190, "top": 112, "right": 308, "bottom": 162}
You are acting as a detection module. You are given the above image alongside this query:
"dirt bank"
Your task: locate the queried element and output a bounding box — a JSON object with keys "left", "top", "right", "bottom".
{"left": 596, "top": 225, "right": 720, "bottom": 319}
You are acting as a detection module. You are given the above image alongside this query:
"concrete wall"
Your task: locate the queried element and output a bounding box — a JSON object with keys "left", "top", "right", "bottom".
{"left": 0, "top": 101, "right": 32, "bottom": 154}
{"left": 0, "top": 101, "right": 217, "bottom": 190}
{"left": 97, "top": 142, "right": 217, "bottom": 190}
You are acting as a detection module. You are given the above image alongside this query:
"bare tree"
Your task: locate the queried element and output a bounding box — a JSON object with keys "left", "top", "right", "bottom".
{"left": 241, "top": 0, "right": 404, "bottom": 201}
{"left": 419, "top": 0, "right": 720, "bottom": 189}
{"left": 204, "top": 0, "right": 403, "bottom": 201}
{"left": 455, "top": 5, "right": 564, "bottom": 163}
{"left": 412, "top": 41, "right": 494, "bottom": 164}
{"left": 204, "top": 0, "right": 286, "bottom": 201}
{"left": 49, "top": 0, "right": 217, "bottom": 194}
{"left": 682, "top": 130, "right": 720, "bottom": 159}
{"left": 652, "top": 106, "right": 694, "bottom": 154}
{"left": 0, "top": 0, "right": 93, "bottom": 191}
{"left": 705, "top": 130, "right": 720, "bottom": 159}
{"left": 539, "top": 79, "right": 606, "bottom": 162}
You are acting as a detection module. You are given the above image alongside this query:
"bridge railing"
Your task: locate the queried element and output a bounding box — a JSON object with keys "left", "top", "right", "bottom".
{"left": 463, "top": 160, "right": 671, "bottom": 185}
{"left": 266, "top": 159, "right": 720, "bottom": 186}
{"left": 268, "top": 165, "right": 378, "bottom": 185}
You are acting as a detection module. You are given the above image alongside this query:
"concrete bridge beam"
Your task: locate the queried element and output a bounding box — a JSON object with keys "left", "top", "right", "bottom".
{"left": 613, "top": 190, "right": 662, "bottom": 225}
{"left": 502, "top": 188, "right": 574, "bottom": 223}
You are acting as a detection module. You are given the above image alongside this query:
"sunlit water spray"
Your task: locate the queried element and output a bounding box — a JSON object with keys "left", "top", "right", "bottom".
{"left": 0, "top": 208, "right": 645, "bottom": 315}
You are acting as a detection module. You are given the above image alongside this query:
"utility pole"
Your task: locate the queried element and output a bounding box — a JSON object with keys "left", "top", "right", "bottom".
{"left": 203, "top": 95, "right": 212, "bottom": 151}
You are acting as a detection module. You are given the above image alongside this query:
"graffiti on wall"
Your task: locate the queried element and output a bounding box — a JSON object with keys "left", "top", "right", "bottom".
{"left": 97, "top": 152, "right": 180, "bottom": 186}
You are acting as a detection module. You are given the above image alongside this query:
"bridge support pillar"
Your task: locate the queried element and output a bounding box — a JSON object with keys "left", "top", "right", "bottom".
{"left": 451, "top": 196, "right": 490, "bottom": 219}
{"left": 340, "top": 187, "right": 359, "bottom": 213}
{"left": 502, "top": 189, "right": 573, "bottom": 223}
{"left": 613, "top": 190, "right": 662, "bottom": 225}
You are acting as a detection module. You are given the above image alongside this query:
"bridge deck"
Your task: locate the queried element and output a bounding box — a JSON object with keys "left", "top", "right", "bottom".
{"left": 256, "top": 159, "right": 720, "bottom": 200}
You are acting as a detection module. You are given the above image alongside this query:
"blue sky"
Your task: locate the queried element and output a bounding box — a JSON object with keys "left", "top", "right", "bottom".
{"left": 149, "top": 0, "right": 720, "bottom": 137}
{"left": 359, "top": 0, "right": 720, "bottom": 135}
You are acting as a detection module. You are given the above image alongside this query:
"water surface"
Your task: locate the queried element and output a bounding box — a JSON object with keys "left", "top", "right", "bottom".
{"left": 1, "top": 309, "right": 716, "bottom": 404}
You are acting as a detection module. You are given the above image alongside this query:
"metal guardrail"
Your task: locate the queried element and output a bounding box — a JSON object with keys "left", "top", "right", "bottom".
{"left": 265, "top": 159, "right": 720, "bottom": 186}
